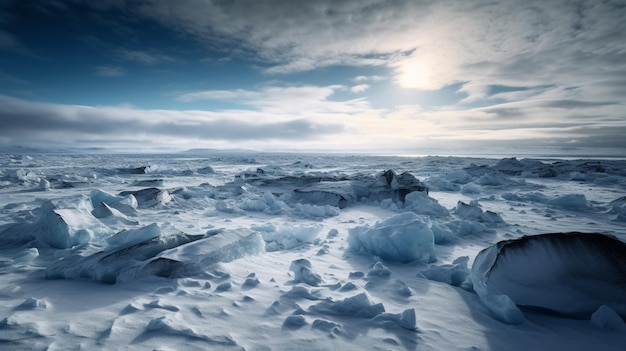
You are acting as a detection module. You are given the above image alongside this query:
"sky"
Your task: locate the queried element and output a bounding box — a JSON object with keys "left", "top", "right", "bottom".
{"left": 0, "top": 0, "right": 625, "bottom": 155}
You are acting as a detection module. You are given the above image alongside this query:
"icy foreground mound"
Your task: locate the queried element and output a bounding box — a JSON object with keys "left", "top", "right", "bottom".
{"left": 471, "top": 232, "right": 626, "bottom": 324}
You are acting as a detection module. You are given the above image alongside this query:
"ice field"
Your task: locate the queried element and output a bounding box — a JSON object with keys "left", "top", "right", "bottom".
{"left": 0, "top": 152, "right": 625, "bottom": 350}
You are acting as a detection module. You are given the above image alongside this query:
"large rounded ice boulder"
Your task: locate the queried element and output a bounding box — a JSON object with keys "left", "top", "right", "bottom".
{"left": 471, "top": 232, "right": 626, "bottom": 324}
{"left": 348, "top": 212, "right": 436, "bottom": 264}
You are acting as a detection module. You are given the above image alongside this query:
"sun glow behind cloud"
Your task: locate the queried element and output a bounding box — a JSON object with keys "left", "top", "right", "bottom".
{"left": 395, "top": 59, "right": 431, "bottom": 89}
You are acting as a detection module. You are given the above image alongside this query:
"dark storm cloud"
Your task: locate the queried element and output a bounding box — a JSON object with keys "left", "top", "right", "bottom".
{"left": 483, "top": 99, "right": 617, "bottom": 119}
{"left": 153, "top": 119, "right": 343, "bottom": 140}
{"left": 542, "top": 100, "right": 618, "bottom": 109}
{"left": 0, "top": 94, "right": 344, "bottom": 144}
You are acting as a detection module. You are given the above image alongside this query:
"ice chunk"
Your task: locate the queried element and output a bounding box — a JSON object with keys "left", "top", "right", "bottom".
{"left": 378, "top": 169, "right": 429, "bottom": 201}
{"left": 91, "top": 202, "right": 118, "bottom": 219}
{"left": 348, "top": 271, "right": 365, "bottom": 279}
{"left": 327, "top": 229, "right": 339, "bottom": 238}
{"left": 591, "top": 305, "right": 626, "bottom": 331}
{"left": 372, "top": 308, "right": 417, "bottom": 330}
{"left": 480, "top": 294, "right": 526, "bottom": 324}
{"left": 493, "top": 157, "right": 526, "bottom": 175}
{"left": 455, "top": 220, "right": 495, "bottom": 237}
{"left": 445, "top": 170, "right": 473, "bottom": 184}
{"left": 367, "top": 262, "right": 391, "bottom": 278}
{"left": 421, "top": 256, "right": 471, "bottom": 288}
{"left": 132, "top": 179, "right": 164, "bottom": 187}
{"left": 310, "top": 292, "right": 385, "bottom": 318}
{"left": 215, "top": 282, "right": 232, "bottom": 292}
{"left": 106, "top": 223, "right": 162, "bottom": 250}
{"left": 39, "top": 179, "right": 50, "bottom": 190}
{"left": 238, "top": 191, "right": 287, "bottom": 214}
{"left": 608, "top": 196, "right": 626, "bottom": 221}
{"left": 90, "top": 189, "right": 124, "bottom": 208}
{"left": 91, "top": 202, "right": 138, "bottom": 225}
{"left": 46, "top": 232, "right": 203, "bottom": 283}
{"left": 501, "top": 192, "right": 548, "bottom": 204}
{"left": 291, "top": 169, "right": 428, "bottom": 208}
{"left": 284, "top": 285, "right": 324, "bottom": 300}
{"left": 289, "top": 258, "right": 323, "bottom": 286}
{"left": 430, "top": 222, "right": 457, "bottom": 244}
{"left": 475, "top": 172, "right": 521, "bottom": 186}
{"left": 12, "top": 248, "right": 39, "bottom": 264}
{"left": 340, "top": 281, "right": 359, "bottom": 291}
{"left": 90, "top": 189, "right": 138, "bottom": 218}
{"left": 348, "top": 212, "right": 436, "bottom": 263}
{"left": 471, "top": 232, "right": 626, "bottom": 323}
{"left": 197, "top": 165, "right": 215, "bottom": 174}
{"left": 404, "top": 191, "right": 449, "bottom": 217}
{"left": 119, "top": 188, "right": 171, "bottom": 207}
{"left": 254, "top": 223, "right": 322, "bottom": 251}
{"left": 393, "top": 279, "right": 413, "bottom": 296}
{"left": 14, "top": 169, "right": 39, "bottom": 184}
{"left": 455, "top": 201, "right": 505, "bottom": 225}
{"left": 293, "top": 181, "right": 355, "bottom": 208}
{"left": 311, "top": 319, "right": 342, "bottom": 333}
{"left": 140, "top": 258, "right": 186, "bottom": 279}
{"left": 154, "top": 228, "right": 265, "bottom": 269}
{"left": 115, "top": 166, "right": 147, "bottom": 174}
{"left": 242, "top": 276, "right": 260, "bottom": 289}
{"left": 426, "top": 177, "right": 461, "bottom": 192}
{"left": 282, "top": 315, "right": 307, "bottom": 329}
{"left": 19, "top": 198, "right": 112, "bottom": 249}
{"left": 15, "top": 297, "right": 47, "bottom": 310}
{"left": 547, "top": 194, "right": 590, "bottom": 210}
{"left": 292, "top": 203, "right": 340, "bottom": 218}
{"left": 460, "top": 183, "right": 482, "bottom": 194}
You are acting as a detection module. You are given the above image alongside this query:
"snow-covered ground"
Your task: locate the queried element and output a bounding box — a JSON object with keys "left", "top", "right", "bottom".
{"left": 1, "top": 153, "right": 625, "bottom": 351}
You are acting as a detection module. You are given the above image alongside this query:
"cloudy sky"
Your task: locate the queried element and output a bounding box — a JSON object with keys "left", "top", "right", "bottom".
{"left": 1, "top": 0, "right": 625, "bottom": 154}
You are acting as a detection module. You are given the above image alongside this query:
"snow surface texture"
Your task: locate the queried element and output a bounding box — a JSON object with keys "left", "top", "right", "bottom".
{"left": 1, "top": 153, "right": 626, "bottom": 350}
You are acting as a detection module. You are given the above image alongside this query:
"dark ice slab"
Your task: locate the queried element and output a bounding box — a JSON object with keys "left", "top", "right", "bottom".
{"left": 293, "top": 170, "right": 428, "bottom": 208}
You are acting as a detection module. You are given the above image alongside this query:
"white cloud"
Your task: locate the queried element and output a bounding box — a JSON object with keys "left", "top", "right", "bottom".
{"left": 350, "top": 84, "right": 370, "bottom": 93}
{"left": 124, "top": 0, "right": 626, "bottom": 104}
{"left": 353, "top": 75, "right": 385, "bottom": 83}
{"left": 176, "top": 85, "right": 366, "bottom": 115}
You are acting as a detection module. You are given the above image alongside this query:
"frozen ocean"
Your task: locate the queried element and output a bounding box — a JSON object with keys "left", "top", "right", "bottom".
{"left": 0, "top": 152, "right": 625, "bottom": 350}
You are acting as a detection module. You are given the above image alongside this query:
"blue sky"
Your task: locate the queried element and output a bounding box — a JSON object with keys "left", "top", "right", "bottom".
{"left": 1, "top": 0, "right": 625, "bottom": 154}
